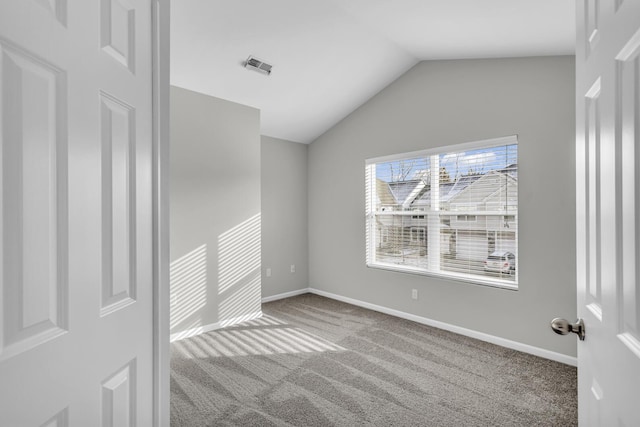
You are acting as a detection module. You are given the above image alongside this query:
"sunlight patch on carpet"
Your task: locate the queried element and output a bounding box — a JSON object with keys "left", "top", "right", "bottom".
{"left": 172, "top": 316, "right": 345, "bottom": 359}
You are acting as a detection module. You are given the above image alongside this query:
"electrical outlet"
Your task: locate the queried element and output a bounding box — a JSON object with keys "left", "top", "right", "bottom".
{"left": 266, "top": 268, "right": 271, "bottom": 277}
{"left": 411, "top": 289, "right": 418, "bottom": 300}
{"left": 290, "top": 264, "right": 296, "bottom": 273}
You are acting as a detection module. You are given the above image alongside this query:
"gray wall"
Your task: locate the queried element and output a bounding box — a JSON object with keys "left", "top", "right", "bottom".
{"left": 170, "top": 86, "right": 261, "bottom": 336}
{"left": 308, "top": 57, "right": 577, "bottom": 357}
{"left": 261, "top": 136, "right": 309, "bottom": 298}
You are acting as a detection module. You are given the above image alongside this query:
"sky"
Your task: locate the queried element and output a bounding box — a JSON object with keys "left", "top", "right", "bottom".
{"left": 376, "top": 144, "right": 517, "bottom": 182}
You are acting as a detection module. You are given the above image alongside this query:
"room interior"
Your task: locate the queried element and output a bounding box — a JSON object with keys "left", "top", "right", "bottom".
{"left": 168, "top": 0, "right": 578, "bottom": 424}
{"left": 169, "top": 0, "right": 576, "bottom": 357}
{"left": 4, "top": 0, "right": 640, "bottom": 424}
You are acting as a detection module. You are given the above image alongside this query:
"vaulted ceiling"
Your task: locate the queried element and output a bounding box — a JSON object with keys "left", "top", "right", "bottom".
{"left": 171, "top": 0, "right": 575, "bottom": 144}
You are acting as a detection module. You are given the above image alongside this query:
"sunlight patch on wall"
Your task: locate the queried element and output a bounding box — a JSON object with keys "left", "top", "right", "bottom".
{"left": 219, "top": 274, "right": 261, "bottom": 321}
{"left": 218, "top": 213, "right": 262, "bottom": 325}
{"left": 170, "top": 244, "right": 207, "bottom": 330}
{"left": 218, "top": 213, "right": 261, "bottom": 293}
{"left": 172, "top": 315, "right": 345, "bottom": 359}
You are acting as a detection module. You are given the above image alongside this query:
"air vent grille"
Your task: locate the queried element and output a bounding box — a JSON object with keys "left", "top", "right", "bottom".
{"left": 245, "top": 55, "right": 272, "bottom": 75}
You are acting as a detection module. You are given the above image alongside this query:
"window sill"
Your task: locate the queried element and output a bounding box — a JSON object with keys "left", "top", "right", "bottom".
{"left": 366, "top": 262, "right": 519, "bottom": 291}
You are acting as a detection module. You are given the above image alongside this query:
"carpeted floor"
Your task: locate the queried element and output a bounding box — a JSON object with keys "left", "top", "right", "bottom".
{"left": 170, "top": 294, "right": 577, "bottom": 426}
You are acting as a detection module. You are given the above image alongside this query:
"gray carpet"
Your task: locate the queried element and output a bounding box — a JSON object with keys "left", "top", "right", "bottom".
{"left": 170, "top": 294, "right": 577, "bottom": 426}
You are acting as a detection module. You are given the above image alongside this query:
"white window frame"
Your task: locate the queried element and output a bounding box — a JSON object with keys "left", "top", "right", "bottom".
{"left": 365, "top": 135, "right": 518, "bottom": 290}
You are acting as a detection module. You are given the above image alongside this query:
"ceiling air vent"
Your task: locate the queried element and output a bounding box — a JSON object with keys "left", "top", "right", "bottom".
{"left": 245, "top": 55, "right": 272, "bottom": 75}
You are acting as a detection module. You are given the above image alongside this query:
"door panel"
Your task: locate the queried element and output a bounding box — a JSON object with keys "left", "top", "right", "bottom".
{"left": 101, "top": 0, "right": 136, "bottom": 73}
{"left": 1, "top": 39, "right": 69, "bottom": 362}
{"left": 584, "top": 76, "right": 603, "bottom": 321}
{"left": 100, "top": 91, "right": 137, "bottom": 316}
{"left": 617, "top": 30, "right": 640, "bottom": 360}
{"left": 0, "top": 0, "right": 154, "bottom": 425}
{"left": 101, "top": 359, "right": 136, "bottom": 427}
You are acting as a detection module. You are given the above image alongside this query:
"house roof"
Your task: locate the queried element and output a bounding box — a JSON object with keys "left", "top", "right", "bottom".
{"left": 376, "top": 178, "right": 397, "bottom": 206}
{"left": 411, "top": 182, "right": 457, "bottom": 207}
{"left": 498, "top": 164, "right": 518, "bottom": 179}
{"left": 377, "top": 164, "right": 518, "bottom": 208}
{"left": 388, "top": 179, "right": 424, "bottom": 206}
{"left": 171, "top": 1, "right": 575, "bottom": 143}
{"left": 441, "top": 175, "right": 483, "bottom": 202}
{"left": 448, "top": 170, "right": 518, "bottom": 206}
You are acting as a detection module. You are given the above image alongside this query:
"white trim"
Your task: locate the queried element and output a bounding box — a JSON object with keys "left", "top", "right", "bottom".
{"left": 170, "top": 323, "right": 220, "bottom": 343}
{"left": 169, "top": 311, "right": 263, "bottom": 342}
{"left": 169, "top": 286, "right": 577, "bottom": 366}
{"left": 365, "top": 135, "right": 518, "bottom": 165}
{"left": 307, "top": 288, "right": 577, "bottom": 367}
{"left": 152, "top": 1, "right": 170, "bottom": 425}
{"left": 366, "top": 262, "right": 518, "bottom": 291}
{"left": 262, "top": 288, "right": 310, "bottom": 303}
{"left": 375, "top": 210, "right": 516, "bottom": 216}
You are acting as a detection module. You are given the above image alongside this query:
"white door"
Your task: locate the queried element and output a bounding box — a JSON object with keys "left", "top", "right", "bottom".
{"left": 576, "top": 0, "right": 640, "bottom": 425}
{"left": 0, "top": 0, "right": 156, "bottom": 425}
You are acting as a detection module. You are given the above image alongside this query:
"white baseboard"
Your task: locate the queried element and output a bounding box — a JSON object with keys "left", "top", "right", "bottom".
{"left": 307, "top": 288, "right": 577, "bottom": 367}
{"left": 261, "top": 288, "right": 310, "bottom": 303}
{"left": 169, "top": 310, "right": 262, "bottom": 342}
{"left": 171, "top": 288, "right": 577, "bottom": 366}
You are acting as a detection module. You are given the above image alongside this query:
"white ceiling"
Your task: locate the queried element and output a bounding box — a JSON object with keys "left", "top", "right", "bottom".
{"left": 171, "top": 0, "right": 575, "bottom": 144}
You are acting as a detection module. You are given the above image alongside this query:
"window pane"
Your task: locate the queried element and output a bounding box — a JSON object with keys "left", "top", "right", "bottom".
{"left": 366, "top": 137, "right": 518, "bottom": 287}
{"left": 370, "top": 156, "right": 431, "bottom": 269}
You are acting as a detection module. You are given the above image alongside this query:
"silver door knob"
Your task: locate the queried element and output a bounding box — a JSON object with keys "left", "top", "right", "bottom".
{"left": 550, "top": 318, "right": 585, "bottom": 341}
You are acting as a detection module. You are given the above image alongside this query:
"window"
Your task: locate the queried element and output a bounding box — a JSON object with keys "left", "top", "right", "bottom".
{"left": 410, "top": 227, "right": 425, "bottom": 242}
{"left": 365, "top": 136, "right": 518, "bottom": 288}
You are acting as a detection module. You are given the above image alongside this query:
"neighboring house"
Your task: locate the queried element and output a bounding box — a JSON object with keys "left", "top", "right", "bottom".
{"left": 375, "top": 165, "right": 518, "bottom": 262}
